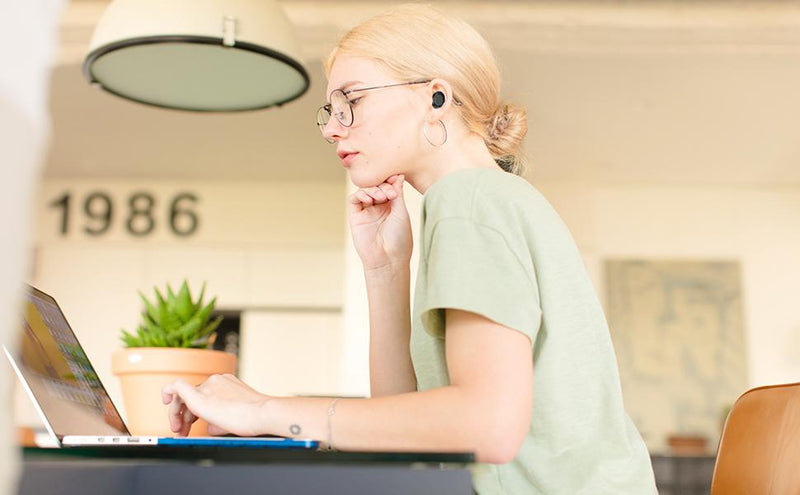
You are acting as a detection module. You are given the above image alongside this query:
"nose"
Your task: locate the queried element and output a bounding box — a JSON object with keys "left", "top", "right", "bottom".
{"left": 321, "top": 118, "right": 346, "bottom": 143}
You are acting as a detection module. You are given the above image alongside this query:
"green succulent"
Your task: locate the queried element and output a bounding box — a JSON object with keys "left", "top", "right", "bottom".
{"left": 120, "top": 280, "right": 223, "bottom": 348}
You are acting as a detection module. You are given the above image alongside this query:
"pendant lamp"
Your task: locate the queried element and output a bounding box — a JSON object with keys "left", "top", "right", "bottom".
{"left": 82, "top": 0, "right": 309, "bottom": 112}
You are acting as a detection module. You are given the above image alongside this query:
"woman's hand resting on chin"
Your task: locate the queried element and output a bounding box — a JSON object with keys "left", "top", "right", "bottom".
{"left": 348, "top": 174, "right": 412, "bottom": 272}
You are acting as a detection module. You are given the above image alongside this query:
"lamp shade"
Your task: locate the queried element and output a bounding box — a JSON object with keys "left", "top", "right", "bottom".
{"left": 83, "top": 0, "right": 309, "bottom": 112}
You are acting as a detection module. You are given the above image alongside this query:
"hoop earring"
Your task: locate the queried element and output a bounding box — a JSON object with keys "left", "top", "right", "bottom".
{"left": 423, "top": 120, "right": 447, "bottom": 147}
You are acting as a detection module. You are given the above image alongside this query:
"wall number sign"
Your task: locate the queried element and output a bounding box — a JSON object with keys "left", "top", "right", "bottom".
{"left": 48, "top": 191, "right": 200, "bottom": 237}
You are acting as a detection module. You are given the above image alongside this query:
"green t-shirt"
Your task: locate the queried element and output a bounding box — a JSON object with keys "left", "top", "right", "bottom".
{"left": 410, "top": 168, "right": 657, "bottom": 494}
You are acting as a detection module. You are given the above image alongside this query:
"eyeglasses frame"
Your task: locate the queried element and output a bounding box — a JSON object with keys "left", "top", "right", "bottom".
{"left": 317, "top": 79, "right": 468, "bottom": 143}
{"left": 317, "top": 78, "right": 430, "bottom": 130}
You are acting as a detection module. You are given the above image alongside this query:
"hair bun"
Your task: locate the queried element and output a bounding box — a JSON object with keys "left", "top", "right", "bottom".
{"left": 484, "top": 103, "right": 527, "bottom": 174}
{"left": 488, "top": 105, "right": 511, "bottom": 140}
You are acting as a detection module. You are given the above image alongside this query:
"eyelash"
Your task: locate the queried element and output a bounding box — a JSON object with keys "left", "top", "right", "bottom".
{"left": 349, "top": 97, "right": 363, "bottom": 106}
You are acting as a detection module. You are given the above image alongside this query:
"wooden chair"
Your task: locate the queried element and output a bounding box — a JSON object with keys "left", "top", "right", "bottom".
{"left": 711, "top": 382, "right": 800, "bottom": 494}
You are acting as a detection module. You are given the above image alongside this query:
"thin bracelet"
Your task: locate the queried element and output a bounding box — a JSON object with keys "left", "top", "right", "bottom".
{"left": 326, "top": 398, "right": 341, "bottom": 451}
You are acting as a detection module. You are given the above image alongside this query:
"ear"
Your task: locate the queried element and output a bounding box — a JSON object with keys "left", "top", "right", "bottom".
{"left": 426, "top": 78, "right": 455, "bottom": 121}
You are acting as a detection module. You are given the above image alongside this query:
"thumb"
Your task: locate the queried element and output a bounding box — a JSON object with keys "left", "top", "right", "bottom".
{"left": 393, "top": 174, "right": 405, "bottom": 199}
{"left": 390, "top": 174, "right": 406, "bottom": 208}
{"left": 207, "top": 423, "right": 229, "bottom": 436}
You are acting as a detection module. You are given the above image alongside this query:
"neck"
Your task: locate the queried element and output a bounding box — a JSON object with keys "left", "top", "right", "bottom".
{"left": 406, "top": 132, "right": 501, "bottom": 194}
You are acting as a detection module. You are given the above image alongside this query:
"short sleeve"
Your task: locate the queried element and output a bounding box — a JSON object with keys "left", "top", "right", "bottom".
{"left": 419, "top": 217, "right": 542, "bottom": 345}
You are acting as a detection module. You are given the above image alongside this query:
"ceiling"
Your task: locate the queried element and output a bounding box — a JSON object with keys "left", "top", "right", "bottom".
{"left": 47, "top": 0, "right": 800, "bottom": 186}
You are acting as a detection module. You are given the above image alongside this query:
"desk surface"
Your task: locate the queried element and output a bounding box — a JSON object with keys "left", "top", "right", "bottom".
{"left": 20, "top": 447, "right": 475, "bottom": 495}
{"left": 23, "top": 446, "right": 474, "bottom": 464}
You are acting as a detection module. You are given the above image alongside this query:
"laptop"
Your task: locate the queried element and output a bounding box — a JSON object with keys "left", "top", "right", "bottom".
{"left": 4, "top": 285, "right": 318, "bottom": 450}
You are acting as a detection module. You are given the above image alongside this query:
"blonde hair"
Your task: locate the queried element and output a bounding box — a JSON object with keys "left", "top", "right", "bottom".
{"left": 325, "top": 3, "right": 527, "bottom": 175}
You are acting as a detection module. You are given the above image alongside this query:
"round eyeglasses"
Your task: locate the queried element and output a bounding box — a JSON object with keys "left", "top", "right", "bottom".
{"left": 316, "top": 79, "right": 431, "bottom": 143}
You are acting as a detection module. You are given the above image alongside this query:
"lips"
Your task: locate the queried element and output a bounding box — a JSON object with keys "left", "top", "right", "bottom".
{"left": 337, "top": 149, "right": 359, "bottom": 166}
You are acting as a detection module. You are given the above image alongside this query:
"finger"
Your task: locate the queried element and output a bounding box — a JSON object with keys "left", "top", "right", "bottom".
{"left": 168, "top": 399, "right": 187, "bottom": 434}
{"left": 163, "top": 384, "right": 186, "bottom": 432}
{"left": 170, "top": 379, "right": 198, "bottom": 396}
{"left": 180, "top": 407, "right": 196, "bottom": 437}
{"left": 165, "top": 387, "right": 185, "bottom": 418}
{"left": 168, "top": 404, "right": 183, "bottom": 434}
{"left": 383, "top": 174, "right": 405, "bottom": 200}
{"left": 365, "top": 184, "right": 402, "bottom": 205}
{"left": 347, "top": 193, "right": 365, "bottom": 214}
{"left": 354, "top": 190, "right": 375, "bottom": 206}
{"left": 166, "top": 380, "right": 206, "bottom": 418}
{"left": 377, "top": 182, "right": 397, "bottom": 200}
{"left": 348, "top": 190, "right": 371, "bottom": 204}
{"left": 171, "top": 405, "right": 195, "bottom": 437}
{"left": 365, "top": 186, "right": 388, "bottom": 202}
{"left": 161, "top": 384, "right": 177, "bottom": 404}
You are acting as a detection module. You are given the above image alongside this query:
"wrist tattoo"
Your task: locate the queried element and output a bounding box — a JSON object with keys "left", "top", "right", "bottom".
{"left": 289, "top": 424, "right": 302, "bottom": 436}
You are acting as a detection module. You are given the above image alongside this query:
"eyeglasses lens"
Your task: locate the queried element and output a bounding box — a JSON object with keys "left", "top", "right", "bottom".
{"left": 317, "top": 90, "right": 354, "bottom": 142}
{"left": 330, "top": 91, "right": 352, "bottom": 126}
{"left": 316, "top": 107, "right": 330, "bottom": 127}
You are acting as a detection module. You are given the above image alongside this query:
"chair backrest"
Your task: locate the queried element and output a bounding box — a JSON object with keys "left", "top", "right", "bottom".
{"left": 711, "top": 382, "right": 800, "bottom": 495}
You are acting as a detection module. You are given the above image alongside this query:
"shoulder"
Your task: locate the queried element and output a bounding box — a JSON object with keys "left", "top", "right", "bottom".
{"left": 422, "top": 168, "right": 547, "bottom": 225}
{"left": 426, "top": 167, "right": 534, "bottom": 197}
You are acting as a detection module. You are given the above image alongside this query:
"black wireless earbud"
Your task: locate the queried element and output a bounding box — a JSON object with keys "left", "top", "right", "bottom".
{"left": 432, "top": 91, "right": 445, "bottom": 109}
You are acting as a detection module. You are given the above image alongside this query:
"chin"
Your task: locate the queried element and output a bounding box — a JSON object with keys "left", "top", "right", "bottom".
{"left": 347, "top": 169, "right": 389, "bottom": 189}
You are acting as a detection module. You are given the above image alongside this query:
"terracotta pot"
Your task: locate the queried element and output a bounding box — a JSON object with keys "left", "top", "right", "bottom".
{"left": 112, "top": 347, "right": 237, "bottom": 437}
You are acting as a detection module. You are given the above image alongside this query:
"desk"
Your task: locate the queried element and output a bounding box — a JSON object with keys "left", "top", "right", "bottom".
{"left": 19, "top": 447, "right": 474, "bottom": 495}
{"left": 651, "top": 454, "right": 716, "bottom": 495}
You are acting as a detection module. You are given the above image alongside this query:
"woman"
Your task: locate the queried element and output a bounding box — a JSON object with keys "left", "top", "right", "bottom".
{"left": 163, "top": 4, "right": 657, "bottom": 493}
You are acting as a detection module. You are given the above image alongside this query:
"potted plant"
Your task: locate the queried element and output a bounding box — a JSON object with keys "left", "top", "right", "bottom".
{"left": 111, "top": 280, "right": 236, "bottom": 437}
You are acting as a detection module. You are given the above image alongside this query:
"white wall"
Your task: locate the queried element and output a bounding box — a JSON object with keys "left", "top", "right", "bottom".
{"left": 537, "top": 181, "right": 800, "bottom": 388}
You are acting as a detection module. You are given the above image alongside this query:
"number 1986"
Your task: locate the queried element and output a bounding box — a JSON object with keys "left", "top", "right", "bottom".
{"left": 49, "top": 191, "right": 199, "bottom": 237}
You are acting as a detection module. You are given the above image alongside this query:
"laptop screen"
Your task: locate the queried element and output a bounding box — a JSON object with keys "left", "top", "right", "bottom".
{"left": 9, "top": 286, "right": 129, "bottom": 438}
